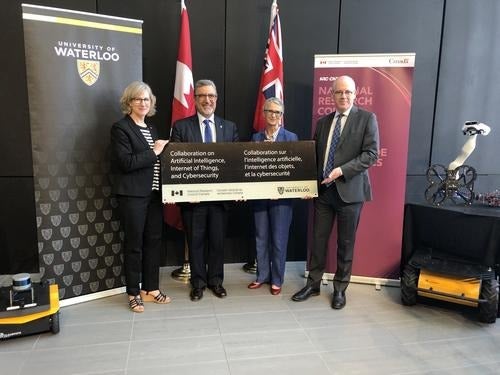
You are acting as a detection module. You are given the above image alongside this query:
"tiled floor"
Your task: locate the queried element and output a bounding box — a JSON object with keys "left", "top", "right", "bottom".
{"left": 2, "top": 262, "right": 500, "bottom": 374}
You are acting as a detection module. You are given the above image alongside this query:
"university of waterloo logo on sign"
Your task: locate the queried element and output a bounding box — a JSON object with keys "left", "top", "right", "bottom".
{"left": 77, "top": 60, "right": 100, "bottom": 86}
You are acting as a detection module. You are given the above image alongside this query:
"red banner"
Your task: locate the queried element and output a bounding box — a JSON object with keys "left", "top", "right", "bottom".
{"left": 311, "top": 53, "right": 415, "bottom": 281}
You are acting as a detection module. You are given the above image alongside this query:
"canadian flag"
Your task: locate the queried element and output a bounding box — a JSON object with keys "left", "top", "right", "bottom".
{"left": 164, "top": 0, "right": 195, "bottom": 230}
{"left": 252, "top": 0, "right": 283, "bottom": 132}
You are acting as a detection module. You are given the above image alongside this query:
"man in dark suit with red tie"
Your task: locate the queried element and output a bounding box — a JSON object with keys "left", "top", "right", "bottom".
{"left": 292, "top": 75, "right": 379, "bottom": 309}
{"left": 170, "top": 79, "right": 239, "bottom": 301}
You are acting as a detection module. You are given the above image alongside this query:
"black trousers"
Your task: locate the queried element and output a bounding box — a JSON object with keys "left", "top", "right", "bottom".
{"left": 118, "top": 191, "right": 163, "bottom": 296}
{"left": 181, "top": 202, "right": 227, "bottom": 289}
{"left": 308, "top": 184, "right": 363, "bottom": 292}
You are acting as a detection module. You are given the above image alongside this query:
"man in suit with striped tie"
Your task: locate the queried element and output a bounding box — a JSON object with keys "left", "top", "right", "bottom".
{"left": 171, "top": 79, "right": 239, "bottom": 302}
{"left": 292, "top": 75, "right": 379, "bottom": 309}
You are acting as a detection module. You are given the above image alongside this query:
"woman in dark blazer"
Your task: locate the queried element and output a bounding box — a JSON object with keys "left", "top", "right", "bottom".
{"left": 248, "top": 97, "right": 298, "bottom": 295}
{"left": 110, "top": 81, "right": 170, "bottom": 312}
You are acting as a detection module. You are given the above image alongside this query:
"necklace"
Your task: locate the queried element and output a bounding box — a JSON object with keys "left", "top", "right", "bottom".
{"left": 130, "top": 114, "right": 146, "bottom": 127}
{"left": 265, "top": 127, "right": 278, "bottom": 141}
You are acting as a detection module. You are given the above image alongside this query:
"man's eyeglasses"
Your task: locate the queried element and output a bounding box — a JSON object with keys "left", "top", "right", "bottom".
{"left": 333, "top": 90, "right": 354, "bottom": 97}
{"left": 194, "top": 94, "right": 218, "bottom": 100}
{"left": 264, "top": 109, "right": 283, "bottom": 116}
{"left": 132, "top": 97, "right": 150, "bottom": 104}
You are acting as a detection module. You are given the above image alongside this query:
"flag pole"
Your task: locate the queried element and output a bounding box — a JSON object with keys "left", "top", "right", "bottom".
{"left": 169, "top": 0, "right": 195, "bottom": 282}
{"left": 243, "top": 0, "right": 283, "bottom": 274}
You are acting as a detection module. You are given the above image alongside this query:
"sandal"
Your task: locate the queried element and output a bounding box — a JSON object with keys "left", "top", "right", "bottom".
{"left": 140, "top": 290, "right": 171, "bottom": 304}
{"left": 128, "top": 295, "right": 144, "bottom": 313}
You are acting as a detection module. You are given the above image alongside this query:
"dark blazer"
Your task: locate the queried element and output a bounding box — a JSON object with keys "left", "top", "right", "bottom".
{"left": 171, "top": 114, "right": 239, "bottom": 143}
{"left": 110, "top": 115, "right": 159, "bottom": 197}
{"left": 170, "top": 114, "right": 238, "bottom": 210}
{"left": 315, "top": 106, "right": 379, "bottom": 203}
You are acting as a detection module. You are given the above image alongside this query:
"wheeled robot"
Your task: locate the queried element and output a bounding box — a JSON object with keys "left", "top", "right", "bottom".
{"left": 0, "top": 274, "right": 60, "bottom": 339}
{"left": 401, "top": 248, "right": 498, "bottom": 323}
{"left": 406, "top": 121, "right": 499, "bottom": 323}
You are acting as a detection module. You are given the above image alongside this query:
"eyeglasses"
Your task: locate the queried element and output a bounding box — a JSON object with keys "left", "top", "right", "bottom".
{"left": 264, "top": 109, "right": 283, "bottom": 116}
{"left": 132, "top": 97, "right": 150, "bottom": 104}
{"left": 333, "top": 90, "right": 354, "bottom": 97}
{"left": 194, "top": 94, "right": 218, "bottom": 100}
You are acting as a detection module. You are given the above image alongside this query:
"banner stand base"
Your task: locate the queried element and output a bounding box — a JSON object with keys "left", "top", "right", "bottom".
{"left": 59, "top": 287, "right": 126, "bottom": 308}
{"left": 304, "top": 270, "right": 400, "bottom": 289}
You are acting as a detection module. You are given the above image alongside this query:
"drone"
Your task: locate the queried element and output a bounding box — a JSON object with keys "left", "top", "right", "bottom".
{"left": 424, "top": 121, "right": 491, "bottom": 206}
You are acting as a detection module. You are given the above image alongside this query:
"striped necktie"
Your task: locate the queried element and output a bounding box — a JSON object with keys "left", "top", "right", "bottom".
{"left": 323, "top": 113, "right": 343, "bottom": 181}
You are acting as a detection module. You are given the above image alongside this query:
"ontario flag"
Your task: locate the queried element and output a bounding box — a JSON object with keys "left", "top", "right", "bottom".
{"left": 164, "top": 0, "right": 195, "bottom": 230}
{"left": 252, "top": 0, "right": 283, "bottom": 132}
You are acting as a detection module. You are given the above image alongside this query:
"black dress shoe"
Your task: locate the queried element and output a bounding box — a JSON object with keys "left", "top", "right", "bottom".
{"left": 190, "top": 287, "right": 204, "bottom": 301}
{"left": 291, "top": 285, "right": 320, "bottom": 302}
{"left": 209, "top": 285, "right": 227, "bottom": 298}
{"left": 331, "top": 291, "right": 346, "bottom": 309}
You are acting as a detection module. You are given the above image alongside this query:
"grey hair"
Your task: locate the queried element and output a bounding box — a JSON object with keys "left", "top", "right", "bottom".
{"left": 263, "top": 97, "right": 284, "bottom": 113}
{"left": 195, "top": 79, "right": 217, "bottom": 94}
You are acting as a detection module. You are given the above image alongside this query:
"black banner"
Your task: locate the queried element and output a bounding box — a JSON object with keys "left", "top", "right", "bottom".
{"left": 162, "top": 141, "right": 318, "bottom": 202}
{"left": 23, "top": 4, "right": 142, "bottom": 299}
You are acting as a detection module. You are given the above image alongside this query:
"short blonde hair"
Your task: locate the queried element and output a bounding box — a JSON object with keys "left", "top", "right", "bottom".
{"left": 119, "top": 81, "right": 157, "bottom": 116}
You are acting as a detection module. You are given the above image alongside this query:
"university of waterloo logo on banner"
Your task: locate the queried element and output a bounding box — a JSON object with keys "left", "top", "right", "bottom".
{"left": 77, "top": 59, "right": 100, "bottom": 86}
{"left": 53, "top": 41, "right": 122, "bottom": 88}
